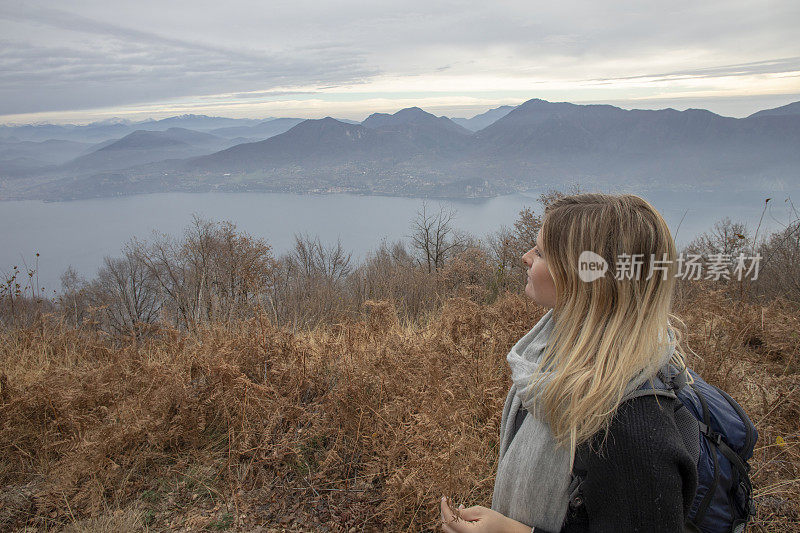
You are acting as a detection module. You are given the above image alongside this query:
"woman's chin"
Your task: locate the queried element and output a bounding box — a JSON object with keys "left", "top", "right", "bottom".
{"left": 525, "top": 288, "right": 552, "bottom": 309}
{"left": 524, "top": 286, "right": 537, "bottom": 303}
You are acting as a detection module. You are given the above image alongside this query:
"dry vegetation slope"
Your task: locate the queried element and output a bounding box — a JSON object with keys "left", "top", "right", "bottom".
{"left": 1, "top": 288, "right": 798, "bottom": 532}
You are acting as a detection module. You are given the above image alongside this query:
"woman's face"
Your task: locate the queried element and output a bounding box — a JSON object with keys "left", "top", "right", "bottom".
{"left": 522, "top": 229, "right": 557, "bottom": 309}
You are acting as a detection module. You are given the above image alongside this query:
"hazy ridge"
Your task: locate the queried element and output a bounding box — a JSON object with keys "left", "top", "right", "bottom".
{"left": 1, "top": 98, "right": 799, "bottom": 201}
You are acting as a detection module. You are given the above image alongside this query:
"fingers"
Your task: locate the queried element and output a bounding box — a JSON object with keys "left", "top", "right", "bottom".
{"left": 442, "top": 517, "right": 478, "bottom": 533}
{"left": 441, "top": 496, "right": 467, "bottom": 533}
{"left": 441, "top": 497, "right": 487, "bottom": 533}
{"left": 440, "top": 495, "right": 456, "bottom": 523}
{"left": 457, "top": 505, "right": 485, "bottom": 521}
{"left": 442, "top": 517, "right": 470, "bottom": 533}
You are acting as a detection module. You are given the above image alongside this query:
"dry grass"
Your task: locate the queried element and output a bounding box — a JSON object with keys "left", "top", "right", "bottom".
{"left": 1, "top": 287, "right": 798, "bottom": 531}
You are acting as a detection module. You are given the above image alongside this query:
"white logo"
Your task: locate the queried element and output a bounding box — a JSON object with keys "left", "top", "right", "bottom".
{"left": 576, "top": 252, "right": 761, "bottom": 282}
{"left": 578, "top": 251, "right": 608, "bottom": 282}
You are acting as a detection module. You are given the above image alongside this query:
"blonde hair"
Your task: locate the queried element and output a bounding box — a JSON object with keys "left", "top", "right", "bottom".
{"left": 525, "top": 193, "right": 692, "bottom": 464}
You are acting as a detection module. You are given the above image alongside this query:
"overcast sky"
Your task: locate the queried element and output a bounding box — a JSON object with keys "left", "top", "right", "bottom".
{"left": 2, "top": 0, "right": 799, "bottom": 124}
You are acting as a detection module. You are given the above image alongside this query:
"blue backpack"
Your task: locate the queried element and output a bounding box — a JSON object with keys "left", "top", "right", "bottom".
{"left": 568, "top": 363, "right": 758, "bottom": 532}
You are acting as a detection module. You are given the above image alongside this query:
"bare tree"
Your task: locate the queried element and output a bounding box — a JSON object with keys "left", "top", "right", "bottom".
{"left": 268, "top": 233, "right": 354, "bottom": 328}
{"left": 58, "top": 266, "right": 89, "bottom": 328}
{"left": 287, "top": 233, "right": 352, "bottom": 282}
{"left": 753, "top": 219, "right": 800, "bottom": 303}
{"left": 409, "top": 201, "right": 465, "bottom": 272}
{"left": 684, "top": 217, "right": 751, "bottom": 259}
{"left": 130, "top": 215, "right": 275, "bottom": 331}
{"left": 87, "top": 253, "right": 162, "bottom": 336}
{"left": 129, "top": 233, "right": 192, "bottom": 328}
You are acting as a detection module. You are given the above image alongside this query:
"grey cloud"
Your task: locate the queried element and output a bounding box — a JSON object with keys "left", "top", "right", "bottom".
{"left": 341, "top": 1, "right": 800, "bottom": 71}
{"left": 2, "top": 6, "right": 281, "bottom": 63}
{"left": 1, "top": 0, "right": 799, "bottom": 118}
{"left": 0, "top": 5, "right": 378, "bottom": 115}
{"left": 590, "top": 57, "right": 800, "bottom": 84}
{"left": 227, "top": 91, "right": 321, "bottom": 99}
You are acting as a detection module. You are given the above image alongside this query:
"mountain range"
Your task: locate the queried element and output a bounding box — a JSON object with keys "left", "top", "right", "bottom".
{"left": 451, "top": 105, "right": 516, "bottom": 131}
{"left": 1, "top": 98, "right": 798, "bottom": 201}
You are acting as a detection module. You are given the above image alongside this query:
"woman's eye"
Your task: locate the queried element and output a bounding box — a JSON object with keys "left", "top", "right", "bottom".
{"left": 535, "top": 248, "right": 542, "bottom": 258}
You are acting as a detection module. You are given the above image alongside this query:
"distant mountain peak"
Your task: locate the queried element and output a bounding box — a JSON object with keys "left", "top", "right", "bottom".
{"left": 283, "top": 117, "right": 360, "bottom": 136}
{"left": 749, "top": 100, "right": 800, "bottom": 118}
{"left": 395, "top": 106, "right": 429, "bottom": 116}
{"left": 93, "top": 117, "right": 132, "bottom": 126}
{"left": 468, "top": 105, "right": 516, "bottom": 118}
{"left": 517, "top": 97, "right": 569, "bottom": 109}
{"left": 450, "top": 105, "right": 518, "bottom": 132}
{"left": 97, "top": 129, "right": 189, "bottom": 151}
{"left": 362, "top": 107, "right": 435, "bottom": 126}
{"left": 683, "top": 108, "right": 716, "bottom": 116}
{"left": 296, "top": 117, "right": 351, "bottom": 128}
{"left": 361, "top": 106, "right": 469, "bottom": 134}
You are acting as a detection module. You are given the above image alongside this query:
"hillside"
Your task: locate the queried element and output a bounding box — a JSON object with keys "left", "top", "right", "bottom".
{"left": 60, "top": 128, "right": 235, "bottom": 174}
{"left": 3, "top": 98, "right": 800, "bottom": 201}
{"left": 450, "top": 105, "right": 516, "bottom": 131}
{"left": 208, "top": 117, "right": 304, "bottom": 139}
{"left": 464, "top": 99, "right": 800, "bottom": 187}
{"left": 749, "top": 101, "right": 800, "bottom": 118}
{"left": 184, "top": 117, "right": 425, "bottom": 171}
{"left": 0, "top": 289, "right": 797, "bottom": 530}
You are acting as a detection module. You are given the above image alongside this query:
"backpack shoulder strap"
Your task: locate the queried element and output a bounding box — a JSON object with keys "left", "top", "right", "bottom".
{"left": 660, "top": 363, "right": 690, "bottom": 392}
{"left": 622, "top": 387, "right": 677, "bottom": 402}
{"left": 620, "top": 364, "right": 684, "bottom": 404}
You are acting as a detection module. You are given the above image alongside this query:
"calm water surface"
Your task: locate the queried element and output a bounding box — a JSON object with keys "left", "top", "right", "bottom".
{"left": 1, "top": 188, "right": 797, "bottom": 293}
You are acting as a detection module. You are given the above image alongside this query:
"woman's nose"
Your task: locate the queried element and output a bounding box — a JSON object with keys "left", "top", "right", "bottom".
{"left": 522, "top": 249, "right": 533, "bottom": 268}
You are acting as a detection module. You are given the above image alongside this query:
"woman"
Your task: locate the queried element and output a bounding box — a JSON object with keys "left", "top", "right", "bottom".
{"left": 440, "top": 193, "right": 698, "bottom": 532}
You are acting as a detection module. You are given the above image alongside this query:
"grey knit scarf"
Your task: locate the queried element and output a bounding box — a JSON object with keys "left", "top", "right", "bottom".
{"left": 491, "top": 308, "right": 676, "bottom": 531}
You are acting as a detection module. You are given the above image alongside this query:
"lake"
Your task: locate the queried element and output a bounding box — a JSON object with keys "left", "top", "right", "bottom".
{"left": 1, "top": 188, "right": 797, "bottom": 294}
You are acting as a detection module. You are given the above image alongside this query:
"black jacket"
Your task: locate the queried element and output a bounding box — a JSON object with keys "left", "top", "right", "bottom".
{"left": 512, "top": 395, "right": 698, "bottom": 532}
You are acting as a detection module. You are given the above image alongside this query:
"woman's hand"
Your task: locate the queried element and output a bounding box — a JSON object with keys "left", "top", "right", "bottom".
{"left": 440, "top": 496, "right": 533, "bottom": 533}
